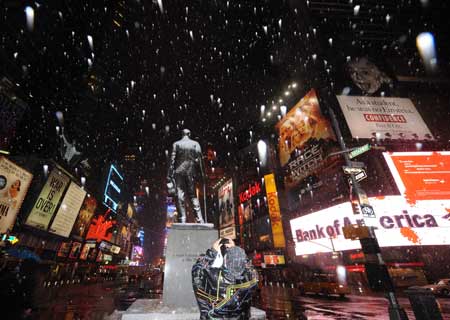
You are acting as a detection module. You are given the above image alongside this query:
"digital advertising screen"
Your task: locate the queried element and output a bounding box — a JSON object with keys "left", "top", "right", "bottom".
{"left": 290, "top": 196, "right": 450, "bottom": 256}
{"left": 383, "top": 152, "right": 450, "bottom": 204}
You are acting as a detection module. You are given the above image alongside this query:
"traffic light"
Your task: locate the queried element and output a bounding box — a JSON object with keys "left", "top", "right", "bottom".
{"left": 342, "top": 224, "right": 370, "bottom": 240}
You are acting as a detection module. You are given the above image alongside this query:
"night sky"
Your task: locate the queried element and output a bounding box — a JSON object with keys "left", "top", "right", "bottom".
{"left": 2, "top": 1, "right": 450, "bottom": 260}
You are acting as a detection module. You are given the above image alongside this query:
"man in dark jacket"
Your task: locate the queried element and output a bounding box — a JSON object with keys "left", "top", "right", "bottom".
{"left": 192, "top": 238, "right": 258, "bottom": 319}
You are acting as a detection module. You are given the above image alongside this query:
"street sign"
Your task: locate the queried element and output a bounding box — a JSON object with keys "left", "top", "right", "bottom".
{"left": 361, "top": 204, "right": 376, "bottom": 218}
{"left": 348, "top": 169, "right": 367, "bottom": 184}
{"left": 349, "top": 144, "right": 371, "bottom": 159}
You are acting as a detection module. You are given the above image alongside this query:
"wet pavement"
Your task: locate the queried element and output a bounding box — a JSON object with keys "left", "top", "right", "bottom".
{"left": 31, "top": 281, "right": 450, "bottom": 319}
{"left": 257, "top": 286, "right": 450, "bottom": 320}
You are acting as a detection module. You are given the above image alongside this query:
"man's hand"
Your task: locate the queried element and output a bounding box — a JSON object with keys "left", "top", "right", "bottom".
{"left": 212, "top": 238, "right": 235, "bottom": 252}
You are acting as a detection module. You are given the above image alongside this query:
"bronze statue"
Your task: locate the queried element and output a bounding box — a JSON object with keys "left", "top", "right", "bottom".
{"left": 167, "top": 129, "right": 205, "bottom": 223}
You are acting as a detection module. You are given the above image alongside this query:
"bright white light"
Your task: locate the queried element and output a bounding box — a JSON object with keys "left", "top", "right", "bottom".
{"left": 257, "top": 140, "right": 268, "bottom": 167}
{"left": 81, "top": 176, "right": 86, "bottom": 186}
{"left": 55, "top": 111, "right": 64, "bottom": 125}
{"left": 284, "top": 91, "right": 290, "bottom": 96}
{"left": 337, "top": 265, "right": 347, "bottom": 284}
{"left": 280, "top": 105, "right": 287, "bottom": 117}
{"left": 157, "top": 0, "right": 164, "bottom": 13}
{"left": 416, "top": 32, "right": 437, "bottom": 72}
{"left": 353, "top": 5, "right": 360, "bottom": 15}
{"left": 25, "top": 6, "right": 35, "bottom": 31}
{"left": 291, "top": 82, "right": 297, "bottom": 88}
{"left": 43, "top": 164, "right": 48, "bottom": 176}
{"left": 87, "top": 35, "right": 94, "bottom": 50}
{"left": 260, "top": 105, "right": 265, "bottom": 115}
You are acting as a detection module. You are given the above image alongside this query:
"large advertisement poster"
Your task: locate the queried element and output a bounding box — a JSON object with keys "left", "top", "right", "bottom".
{"left": 49, "top": 182, "right": 86, "bottom": 237}
{"left": 276, "top": 89, "right": 338, "bottom": 192}
{"left": 0, "top": 157, "right": 33, "bottom": 233}
{"left": 25, "top": 168, "right": 70, "bottom": 230}
{"left": 264, "top": 174, "right": 286, "bottom": 248}
{"left": 79, "top": 242, "right": 97, "bottom": 260}
{"left": 336, "top": 96, "right": 434, "bottom": 140}
{"left": 218, "top": 179, "right": 235, "bottom": 230}
{"left": 290, "top": 196, "right": 450, "bottom": 256}
{"left": 383, "top": 152, "right": 450, "bottom": 204}
{"left": 71, "top": 196, "right": 97, "bottom": 239}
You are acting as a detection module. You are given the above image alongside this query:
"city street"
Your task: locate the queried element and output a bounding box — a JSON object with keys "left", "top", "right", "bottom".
{"left": 258, "top": 286, "right": 450, "bottom": 320}
{"left": 32, "top": 282, "right": 450, "bottom": 319}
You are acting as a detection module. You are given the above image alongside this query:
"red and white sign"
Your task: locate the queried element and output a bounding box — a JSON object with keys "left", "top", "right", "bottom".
{"left": 336, "top": 96, "right": 433, "bottom": 140}
{"left": 383, "top": 152, "right": 450, "bottom": 204}
{"left": 290, "top": 196, "right": 450, "bottom": 256}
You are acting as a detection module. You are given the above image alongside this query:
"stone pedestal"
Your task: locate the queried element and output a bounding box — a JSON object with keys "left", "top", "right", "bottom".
{"left": 162, "top": 223, "right": 217, "bottom": 308}
{"left": 117, "top": 223, "right": 266, "bottom": 319}
{"left": 120, "top": 299, "right": 266, "bottom": 320}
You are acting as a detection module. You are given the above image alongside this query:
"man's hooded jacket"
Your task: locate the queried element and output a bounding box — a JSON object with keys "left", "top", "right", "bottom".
{"left": 192, "top": 246, "right": 258, "bottom": 319}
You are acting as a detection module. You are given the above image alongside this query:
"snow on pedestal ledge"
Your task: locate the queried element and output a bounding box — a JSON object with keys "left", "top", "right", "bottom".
{"left": 120, "top": 299, "right": 266, "bottom": 320}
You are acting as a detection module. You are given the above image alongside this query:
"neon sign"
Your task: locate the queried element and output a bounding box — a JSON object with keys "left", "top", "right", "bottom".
{"left": 103, "top": 164, "right": 124, "bottom": 212}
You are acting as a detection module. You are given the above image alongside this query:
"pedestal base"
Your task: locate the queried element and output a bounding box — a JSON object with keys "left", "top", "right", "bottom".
{"left": 120, "top": 299, "right": 266, "bottom": 320}
{"left": 162, "top": 223, "right": 217, "bottom": 308}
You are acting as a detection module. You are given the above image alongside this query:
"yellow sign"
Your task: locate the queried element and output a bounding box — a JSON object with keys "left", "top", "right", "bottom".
{"left": 264, "top": 174, "right": 286, "bottom": 248}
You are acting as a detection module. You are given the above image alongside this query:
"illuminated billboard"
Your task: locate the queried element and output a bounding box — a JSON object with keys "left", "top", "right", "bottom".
{"left": 131, "top": 245, "right": 143, "bottom": 264}
{"left": 218, "top": 179, "right": 235, "bottom": 232}
{"left": 71, "top": 196, "right": 97, "bottom": 239}
{"left": 103, "top": 164, "right": 124, "bottom": 212}
{"left": 0, "top": 157, "right": 33, "bottom": 233}
{"left": 290, "top": 196, "right": 450, "bottom": 256}
{"left": 49, "top": 181, "right": 86, "bottom": 237}
{"left": 276, "top": 89, "right": 338, "bottom": 191}
{"left": 79, "top": 242, "right": 97, "bottom": 260}
{"left": 383, "top": 152, "right": 450, "bottom": 204}
{"left": 264, "top": 174, "right": 285, "bottom": 248}
{"left": 26, "top": 168, "right": 70, "bottom": 230}
{"left": 336, "top": 96, "right": 434, "bottom": 140}
{"left": 264, "top": 255, "right": 286, "bottom": 265}
{"left": 85, "top": 209, "right": 117, "bottom": 242}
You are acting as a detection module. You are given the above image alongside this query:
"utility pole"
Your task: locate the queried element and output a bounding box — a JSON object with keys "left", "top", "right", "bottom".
{"left": 327, "top": 106, "right": 409, "bottom": 320}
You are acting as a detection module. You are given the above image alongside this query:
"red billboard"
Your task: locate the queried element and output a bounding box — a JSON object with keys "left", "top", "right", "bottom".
{"left": 383, "top": 152, "right": 450, "bottom": 204}
{"left": 85, "top": 209, "right": 117, "bottom": 242}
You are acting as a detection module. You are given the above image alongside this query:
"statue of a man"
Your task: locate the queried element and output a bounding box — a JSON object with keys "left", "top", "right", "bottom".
{"left": 167, "top": 129, "right": 205, "bottom": 223}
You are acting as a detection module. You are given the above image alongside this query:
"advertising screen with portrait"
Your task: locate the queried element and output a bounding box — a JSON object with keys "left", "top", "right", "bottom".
{"left": 0, "top": 157, "right": 33, "bottom": 233}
